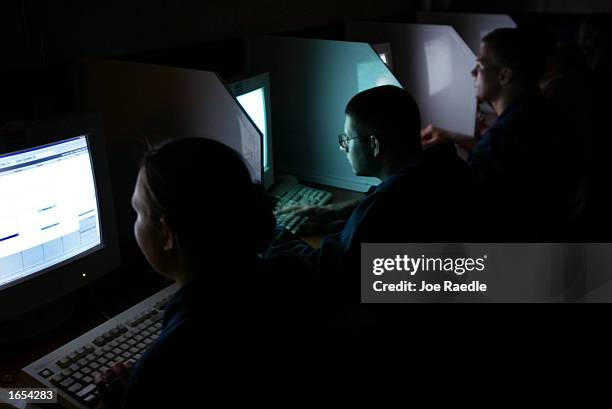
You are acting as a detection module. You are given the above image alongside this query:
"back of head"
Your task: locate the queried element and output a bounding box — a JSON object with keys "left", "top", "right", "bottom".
{"left": 141, "top": 138, "right": 275, "bottom": 259}
{"left": 482, "top": 28, "right": 547, "bottom": 87}
{"left": 345, "top": 85, "right": 422, "bottom": 154}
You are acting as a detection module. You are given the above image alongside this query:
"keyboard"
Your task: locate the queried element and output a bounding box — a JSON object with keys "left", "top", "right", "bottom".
{"left": 274, "top": 184, "right": 332, "bottom": 233}
{"left": 22, "top": 284, "right": 178, "bottom": 409}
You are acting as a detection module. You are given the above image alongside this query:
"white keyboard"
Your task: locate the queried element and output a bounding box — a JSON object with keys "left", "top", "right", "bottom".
{"left": 274, "top": 184, "right": 332, "bottom": 233}
{"left": 22, "top": 284, "right": 178, "bottom": 409}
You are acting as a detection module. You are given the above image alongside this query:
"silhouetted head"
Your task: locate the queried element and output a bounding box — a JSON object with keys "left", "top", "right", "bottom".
{"left": 131, "top": 138, "right": 275, "bottom": 281}
{"left": 579, "top": 14, "right": 612, "bottom": 72}
{"left": 341, "top": 85, "right": 421, "bottom": 178}
{"left": 472, "top": 28, "right": 546, "bottom": 102}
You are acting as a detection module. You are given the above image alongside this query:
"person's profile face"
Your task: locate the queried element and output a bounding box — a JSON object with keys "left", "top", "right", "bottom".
{"left": 343, "top": 115, "right": 371, "bottom": 176}
{"left": 131, "top": 169, "right": 173, "bottom": 279}
{"left": 472, "top": 43, "right": 503, "bottom": 103}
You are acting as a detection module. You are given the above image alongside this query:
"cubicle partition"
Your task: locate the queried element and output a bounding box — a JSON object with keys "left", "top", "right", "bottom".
{"left": 78, "top": 60, "right": 262, "bottom": 248}
{"left": 246, "top": 36, "right": 401, "bottom": 193}
{"left": 416, "top": 12, "right": 517, "bottom": 55}
{"left": 346, "top": 23, "right": 477, "bottom": 139}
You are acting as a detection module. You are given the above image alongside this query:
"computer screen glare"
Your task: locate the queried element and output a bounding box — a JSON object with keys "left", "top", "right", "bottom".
{"left": 236, "top": 88, "right": 269, "bottom": 172}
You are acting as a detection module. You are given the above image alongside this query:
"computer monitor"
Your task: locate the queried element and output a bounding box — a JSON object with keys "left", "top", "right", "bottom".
{"left": 0, "top": 114, "right": 120, "bottom": 325}
{"left": 372, "top": 43, "right": 393, "bottom": 70}
{"left": 227, "top": 73, "right": 274, "bottom": 189}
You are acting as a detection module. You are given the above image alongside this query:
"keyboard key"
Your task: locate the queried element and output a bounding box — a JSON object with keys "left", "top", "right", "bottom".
{"left": 68, "top": 382, "right": 84, "bottom": 394}
{"left": 77, "top": 384, "right": 97, "bottom": 399}
{"left": 57, "top": 357, "right": 71, "bottom": 368}
{"left": 72, "top": 372, "right": 84, "bottom": 381}
{"left": 83, "top": 376, "right": 94, "bottom": 384}
{"left": 83, "top": 394, "right": 98, "bottom": 406}
{"left": 93, "top": 336, "right": 106, "bottom": 347}
{"left": 60, "top": 377, "right": 75, "bottom": 389}
{"left": 39, "top": 368, "right": 54, "bottom": 378}
{"left": 67, "top": 352, "right": 79, "bottom": 361}
{"left": 51, "top": 374, "right": 66, "bottom": 385}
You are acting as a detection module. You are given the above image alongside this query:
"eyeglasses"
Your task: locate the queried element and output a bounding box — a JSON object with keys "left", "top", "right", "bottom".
{"left": 474, "top": 60, "right": 502, "bottom": 73}
{"left": 338, "top": 133, "right": 365, "bottom": 152}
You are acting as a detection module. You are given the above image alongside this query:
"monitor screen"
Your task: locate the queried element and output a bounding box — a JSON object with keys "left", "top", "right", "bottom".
{"left": 0, "top": 136, "right": 101, "bottom": 290}
{"left": 236, "top": 88, "right": 270, "bottom": 173}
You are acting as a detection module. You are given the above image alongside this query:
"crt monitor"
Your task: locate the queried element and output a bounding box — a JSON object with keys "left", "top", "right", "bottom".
{"left": 227, "top": 73, "right": 274, "bottom": 190}
{"left": 0, "top": 114, "right": 120, "bottom": 325}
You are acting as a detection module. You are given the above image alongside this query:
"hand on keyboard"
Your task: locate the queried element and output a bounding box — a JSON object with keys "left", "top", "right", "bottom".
{"left": 95, "top": 363, "right": 131, "bottom": 409}
{"left": 273, "top": 185, "right": 333, "bottom": 234}
{"left": 276, "top": 204, "right": 339, "bottom": 235}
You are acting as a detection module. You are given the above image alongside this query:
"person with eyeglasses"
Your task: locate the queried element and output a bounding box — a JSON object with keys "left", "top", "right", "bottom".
{"left": 421, "top": 28, "right": 577, "bottom": 241}
{"left": 267, "top": 85, "right": 475, "bottom": 312}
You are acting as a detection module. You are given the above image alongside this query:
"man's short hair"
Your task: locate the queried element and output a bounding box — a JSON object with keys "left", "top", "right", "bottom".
{"left": 482, "top": 28, "right": 546, "bottom": 86}
{"left": 345, "top": 85, "right": 421, "bottom": 153}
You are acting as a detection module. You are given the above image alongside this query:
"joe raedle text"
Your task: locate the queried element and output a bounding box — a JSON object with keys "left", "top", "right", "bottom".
{"left": 373, "top": 280, "right": 487, "bottom": 293}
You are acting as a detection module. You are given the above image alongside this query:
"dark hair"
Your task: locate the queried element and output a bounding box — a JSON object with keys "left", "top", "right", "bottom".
{"left": 140, "top": 138, "right": 275, "bottom": 257}
{"left": 345, "top": 85, "right": 422, "bottom": 153}
{"left": 482, "top": 28, "right": 547, "bottom": 86}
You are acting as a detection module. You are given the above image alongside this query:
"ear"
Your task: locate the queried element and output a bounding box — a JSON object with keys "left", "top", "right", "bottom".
{"left": 159, "top": 217, "right": 175, "bottom": 251}
{"left": 499, "top": 67, "right": 513, "bottom": 86}
{"left": 370, "top": 135, "right": 382, "bottom": 158}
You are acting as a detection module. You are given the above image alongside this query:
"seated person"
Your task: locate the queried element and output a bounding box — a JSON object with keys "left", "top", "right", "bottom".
{"left": 268, "top": 85, "right": 477, "bottom": 303}
{"left": 421, "top": 28, "right": 576, "bottom": 240}
{"left": 95, "top": 138, "right": 316, "bottom": 408}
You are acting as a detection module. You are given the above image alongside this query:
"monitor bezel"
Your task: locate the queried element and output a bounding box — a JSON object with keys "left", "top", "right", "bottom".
{"left": 0, "top": 114, "right": 120, "bottom": 323}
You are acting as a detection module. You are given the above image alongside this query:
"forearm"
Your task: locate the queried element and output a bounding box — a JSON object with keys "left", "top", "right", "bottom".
{"left": 327, "top": 198, "right": 362, "bottom": 220}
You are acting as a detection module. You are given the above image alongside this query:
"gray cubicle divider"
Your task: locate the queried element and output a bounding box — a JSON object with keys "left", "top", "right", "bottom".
{"left": 79, "top": 59, "right": 262, "bottom": 182}
{"left": 346, "top": 23, "right": 477, "bottom": 139}
{"left": 246, "top": 36, "right": 402, "bottom": 193}
{"left": 416, "top": 12, "right": 517, "bottom": 55}
{"left": 78, "top": 59, "right": 263, "bottom": 247}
